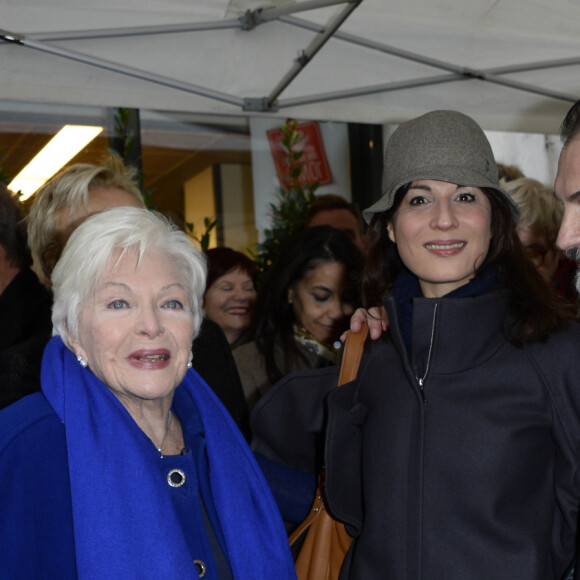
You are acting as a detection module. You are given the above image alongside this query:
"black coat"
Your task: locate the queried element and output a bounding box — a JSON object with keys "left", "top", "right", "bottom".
{"left": 251, "top": 364, "right": 339, "bottom": 474}
{"left": 0, "top": 268, "right": 52, "bottom": 409}
{"left": 193, "top": 318, "right": 250, "bottom": 440}
{"left": 325, "top": 289, "right": 580, "bottom": 580}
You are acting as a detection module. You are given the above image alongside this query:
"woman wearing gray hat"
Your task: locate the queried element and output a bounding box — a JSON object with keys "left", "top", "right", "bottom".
{"left": 322, "top": 111, "right": 580, "bottom": 579}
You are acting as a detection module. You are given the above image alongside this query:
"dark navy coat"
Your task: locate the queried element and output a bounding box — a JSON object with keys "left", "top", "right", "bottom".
{"left": 326, "top": 290, "right": 580, "bottom": 580}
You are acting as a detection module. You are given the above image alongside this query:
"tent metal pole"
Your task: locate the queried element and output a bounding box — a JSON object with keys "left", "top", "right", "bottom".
{"left": 279, "top": 69, "right": 577, "bottom": 108}
{"left": 255, "top": 0, "right": 355, "bottom": 22}
{"left": 23, "top": 0, "right": 351, "bottom": 41}
{"left": 262, "top": 0, "right": 362, "bottom": 109}
{"left": 280, "top": 15, "right": 468, "bottom": 75}
{"left": 487, "top": 58, "right": 580, "bottom": 76}
{"left": 282, "top": 15, "right": 580, "bottom": 79}
{"left": 279, "top": 74, "right": 464, "bottom": 107}
{"left": 278, "top": 15, "right": 579, "bottom": 106}
{"left": 26, "top": 21, "right": 242, "bottom": 42}
{"left": 479, "top": 75, "right": 577, "bottom": 103}
{"left": 0, "top": 31, "right": 244, "bottom": 108}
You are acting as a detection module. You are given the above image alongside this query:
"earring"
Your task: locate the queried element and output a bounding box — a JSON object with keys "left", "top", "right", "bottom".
{"left": 187, "top": 353, "right": 193, "bottom": 369}
{"left": 77, "top": 355, "right": 88, "bottom": 368}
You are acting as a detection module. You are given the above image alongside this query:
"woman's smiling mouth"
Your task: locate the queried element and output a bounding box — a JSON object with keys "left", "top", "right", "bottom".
{"left": 226, "top": 307, "right": 249, "bottom": 316}
{"left": 424, "top": 241, "right": 466, "bottom": 250}
{"left": 424, "top": 240, "right": 467, "bottom": 256}
{"left": 128, "top": 350, "right": 171, "bottom": 368}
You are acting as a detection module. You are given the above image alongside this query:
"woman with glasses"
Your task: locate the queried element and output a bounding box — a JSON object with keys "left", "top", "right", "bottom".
{"left": 503, "top": 176, "right": 578, "bottom": 307}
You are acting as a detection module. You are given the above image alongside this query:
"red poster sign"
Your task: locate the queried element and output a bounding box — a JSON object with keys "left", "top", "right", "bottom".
{"left": 267, "top": 121, "right": 333, "bottom": 188}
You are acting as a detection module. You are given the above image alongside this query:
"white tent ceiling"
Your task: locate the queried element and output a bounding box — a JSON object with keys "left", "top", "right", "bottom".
{"left": 1, "top": 0, "right": 579, "bottom": 133}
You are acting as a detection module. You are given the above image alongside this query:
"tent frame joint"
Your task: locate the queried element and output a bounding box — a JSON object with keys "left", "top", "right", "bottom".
{"left": 462, "top": 68, "right": 485, "bottom": 81}
{"left": 239, "top": 9, "right": 263, "bottom": 31}
{"left": 243, "top": 97, "right": 279, "bottom": 112}
{"left": 296, "top": 50, "right": 311, "bottom": 66}
{"left": 0, "top": 30, "right": 24, "bottom": 44}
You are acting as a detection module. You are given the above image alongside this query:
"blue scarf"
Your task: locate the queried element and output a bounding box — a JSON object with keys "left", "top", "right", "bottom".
{"left": 41, "top": 336, "right": 296, "bottom": 579}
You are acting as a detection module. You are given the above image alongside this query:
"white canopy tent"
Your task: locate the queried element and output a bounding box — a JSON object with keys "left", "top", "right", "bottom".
{"left": 1, "top": 0, "right": 579, "bottom": 134}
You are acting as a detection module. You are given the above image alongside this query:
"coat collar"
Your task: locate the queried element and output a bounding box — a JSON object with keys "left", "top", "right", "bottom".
{"left": 384, "top": 287, "right": 510, "bottom": 379}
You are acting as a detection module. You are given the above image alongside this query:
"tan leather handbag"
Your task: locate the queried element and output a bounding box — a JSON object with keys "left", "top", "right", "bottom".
{"left": 289, "top": 323, "right": 368, "bottom": 580}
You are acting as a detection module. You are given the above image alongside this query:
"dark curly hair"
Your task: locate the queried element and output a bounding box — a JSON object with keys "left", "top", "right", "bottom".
{"left": 251, "top": 225, "right": 364, "bottom": 384}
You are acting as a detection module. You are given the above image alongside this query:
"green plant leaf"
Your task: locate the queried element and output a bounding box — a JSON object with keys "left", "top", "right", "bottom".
{"left": 251, "top": 119, "right": 320, "bottom": 284}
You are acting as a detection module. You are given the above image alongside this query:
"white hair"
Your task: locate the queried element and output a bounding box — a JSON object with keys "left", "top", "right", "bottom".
{"left": 51, "top": 207, "right": 207, "bottom": 348}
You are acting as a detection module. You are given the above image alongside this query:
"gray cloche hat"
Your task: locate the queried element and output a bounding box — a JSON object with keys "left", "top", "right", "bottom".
{"left": 362, "top": 110, "right": 521, "bottom": 223}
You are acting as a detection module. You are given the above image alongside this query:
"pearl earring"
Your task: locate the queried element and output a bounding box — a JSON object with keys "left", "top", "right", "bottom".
{"left": 187, "top": 354, "right": 193, "bottom": 369}
{"left": 77, "top": 355, "right": 88, "bottom": 368}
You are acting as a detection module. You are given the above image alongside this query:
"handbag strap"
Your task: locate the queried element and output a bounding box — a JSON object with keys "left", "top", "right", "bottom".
{"left": 337, "top": 322, "right": 368, "bottom": 387}
{"left": 289, "top": 323, "right": 368, "bottom": 547}
{"left": 288, "top": 323, "right": 368, "bottom": 548}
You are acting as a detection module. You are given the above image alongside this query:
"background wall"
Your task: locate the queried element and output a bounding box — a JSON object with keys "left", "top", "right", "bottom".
{"left": 485, "top": 131, "right": 562, "bottom": 187}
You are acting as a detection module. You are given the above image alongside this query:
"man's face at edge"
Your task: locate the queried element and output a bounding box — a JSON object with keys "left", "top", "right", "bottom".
{"left": 554, "top": 138, "right": 580, "bottom": 293}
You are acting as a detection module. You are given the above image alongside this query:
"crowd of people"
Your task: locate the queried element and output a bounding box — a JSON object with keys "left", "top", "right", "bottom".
{"left": 0, "top": 98, "right": 580, "bottom": 578}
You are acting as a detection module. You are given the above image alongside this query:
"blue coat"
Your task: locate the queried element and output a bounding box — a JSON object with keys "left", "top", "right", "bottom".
{"left": 0, "top": 394, "right": 77, "bottom": 577}
{"left": 1, "top": 334, "right": 297, "bottom": 579}
{"left": 0, "top": 390, "right": 287, "bottom": 578}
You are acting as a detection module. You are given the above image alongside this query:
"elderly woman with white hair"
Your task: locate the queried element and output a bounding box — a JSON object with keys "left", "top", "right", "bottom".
{"left": 0, "top": 207, "right": 295, "bottom": 579}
